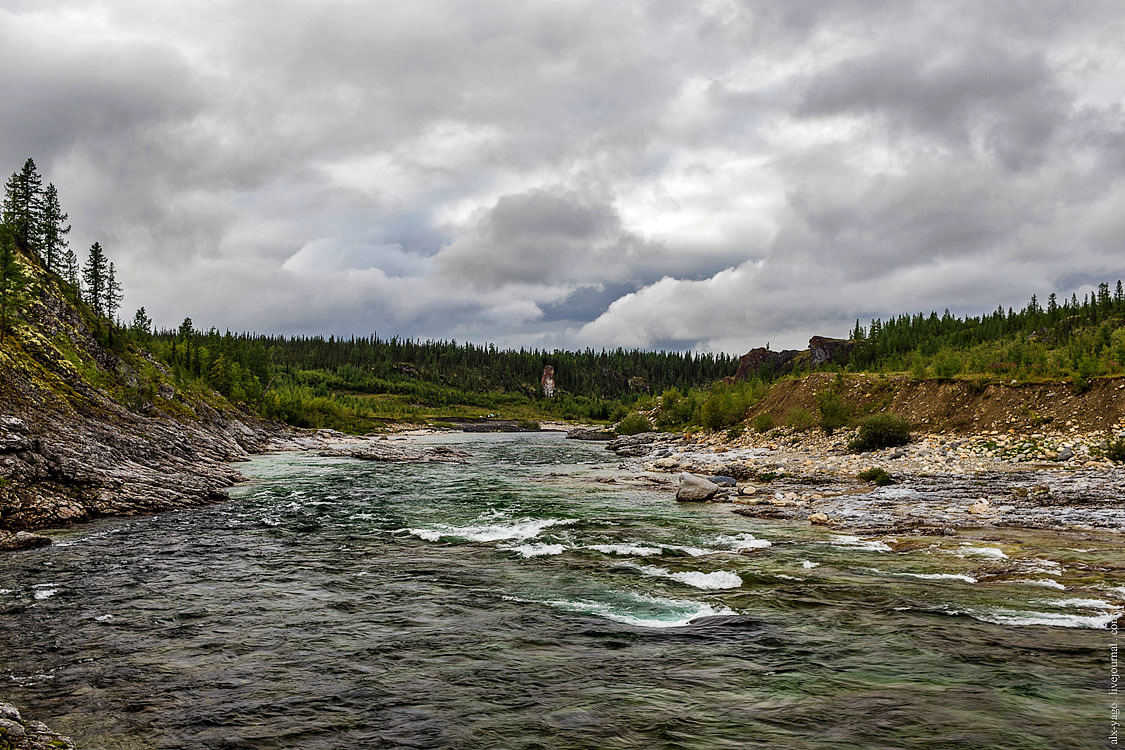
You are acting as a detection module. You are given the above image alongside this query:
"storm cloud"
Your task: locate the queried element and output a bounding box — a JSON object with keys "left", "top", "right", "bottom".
{"left": 2, "top": 0, "right": 1122, "bottom": 352}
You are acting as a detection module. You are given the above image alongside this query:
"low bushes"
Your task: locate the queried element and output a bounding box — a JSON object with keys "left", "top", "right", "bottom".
{"left": 848, "top": 413, "right": 912, "bottom": 452}
{"left": 751, "top": 412, "right": 775, "bottom": 433}
{"left": 857, "top": 467, "right": 894, "bottom": 485}
{"left": 616, "top": 412, "right": 653, "bottom": 435}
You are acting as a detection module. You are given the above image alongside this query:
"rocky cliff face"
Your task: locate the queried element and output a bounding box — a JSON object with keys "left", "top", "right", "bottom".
{"left": 0, "top": 268, "right": 283, "bottom": 541}
{"left": 733, "top": 336, "right": 854, "bottom": 380}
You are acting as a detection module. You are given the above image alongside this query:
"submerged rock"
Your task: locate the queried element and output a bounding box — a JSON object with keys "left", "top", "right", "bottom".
{"left": 676, "top": 472, "right": 720, "bottom": 501}
{"left": 565, "top": 428, "right": 615, "bottom": 441}
{"left": 318, "top": 443, "right": 469, "bottom": 463}
{"left": 0, "top": 531, "right": 51, "bottom": 551}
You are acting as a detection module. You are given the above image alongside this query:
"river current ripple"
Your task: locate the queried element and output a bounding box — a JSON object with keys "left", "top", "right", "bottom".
{"left": 0, "top": 432, "right": 1117, "bottom": 748}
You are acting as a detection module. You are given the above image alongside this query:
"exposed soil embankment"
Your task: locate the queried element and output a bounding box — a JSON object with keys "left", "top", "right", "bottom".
{"left": 747, "top": 372, "right": 1125, "bottom": 433}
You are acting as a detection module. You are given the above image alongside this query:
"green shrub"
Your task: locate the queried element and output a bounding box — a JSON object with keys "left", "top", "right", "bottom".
{"left": 751, "top": 412, "right": 775, "bottom": 433}
{"left": 725, "top": 424, "right": 745, "bottom": 440}
{"left": 848, "top": 413, "right": 912, "bottom": 452}
{"left": 517, "top": 419, "right": 541, "bottom": 431}
{"left": 933, "top": 352, "right": 963, "bottom": 378}
{"left": 1105, "top": 432, "right": 1125, "bottom": 463}
{"left": 817, "top": 391, "right": 851, "bottom": 435}
{"left": 616, "top": 412, "right": 653, "bottom": 435}
{"left": 857, "top": 467, "right": 894, "bottom": 485}
{"left": 786, "top": 407, "right": 816, "bottom": 431}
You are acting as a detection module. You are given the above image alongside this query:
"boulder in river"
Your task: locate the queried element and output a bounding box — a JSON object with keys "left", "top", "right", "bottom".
{"left": 676, "top": 472, "right": 720, "bottom": 501}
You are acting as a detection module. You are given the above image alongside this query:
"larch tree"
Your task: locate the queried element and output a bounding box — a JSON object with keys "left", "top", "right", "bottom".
{"left": 2, "top": 158, "right": 44, "bottom": 258}
{"left": 130, "top": 306, "right": 153, "bottom": 338}
{"left": 0, "top": 224, "right": 34, "bottom": 342}
{"left": 40, "top": 183, "right": 70, "bottom": 275}
{"left": 82, "top": 242, "right": 108, "bottom": 316}
{"left": 105, "top": 261, "right": 123, "bottom": 321}
{"left": 62, "top": 248, "right": 80, "bottom": 288}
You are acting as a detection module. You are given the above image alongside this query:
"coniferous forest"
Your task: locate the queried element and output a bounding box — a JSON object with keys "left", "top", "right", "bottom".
{"left": 3, "top": 156, "right": 1125, "bottom": 433}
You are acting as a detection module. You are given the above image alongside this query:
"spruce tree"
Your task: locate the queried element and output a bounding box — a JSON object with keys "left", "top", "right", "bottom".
{"left": 40, "top": 183, "right": 70, "bottom": 275}
{"left": 82, "top": 242, "right": 108, "bottom": 316}
{"left": 2, "top": 158, "right": 44, "bottom": 258}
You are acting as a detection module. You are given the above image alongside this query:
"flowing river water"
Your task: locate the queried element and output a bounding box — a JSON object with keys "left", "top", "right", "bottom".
{"left": 0, "top": 432, "right": 1119, "bottom": 748}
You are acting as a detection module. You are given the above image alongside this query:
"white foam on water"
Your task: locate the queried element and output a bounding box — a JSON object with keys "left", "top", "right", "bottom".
{"left": 1041, "top": 598, "right": 1121, "bottom": 611}
{"left": 403, "top": 517, "right": 574, "bottom": 543}
{"left": 662, "top": 544, "right": 721, "bottom": 557}
{"left": 1103, "top": 586, "right": 1125, "bottom": 597}
{"left": 94, "top": 614, "right": 113, "bottom": 621}
{"left": 711, "top": 533, "right": 772, "bottom": 551}
{"left": 953, "top": 544, "right": 1008, "bottom": 560}
{"left": 0, "top": 589, "right": 11, "bottom": 595}
{"left": 502, "top": 592, "right": 735, "bottom": 629}
{"left": 630, "top": 564, "right": 743, "bottom": 590}
{"left": 829, "top": 535, "right": 893, "bottom": 552}
{"left": 584, "top": 543, "right": 664, "bottom": 557}
{"left": 898, "top": 572, "right": 978, "bottom": 583}
{"left": 801, "top": 560, "right": 820, "bottom": 569}
{"left": 1010, "top": 579, "right": 1067, "bottom": 590}
{"left": 775, "top": 574, "right": 802, "bottom": 581}
{"left": 969, "top": 608, "right": 1120, "bottom": 629}
{"left": 865, "top": 567, "right": 977, "bottom": 584}
{"left": 32, "top": 588, "right": 58, "bottom": 600}
{"left": 505, "top": 543, "right": 566, "bottom": 558}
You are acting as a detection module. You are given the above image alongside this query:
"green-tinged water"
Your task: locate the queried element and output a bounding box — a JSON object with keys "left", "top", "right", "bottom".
{"left": 0, "top": 432, "right": 1119, "bottom": 748}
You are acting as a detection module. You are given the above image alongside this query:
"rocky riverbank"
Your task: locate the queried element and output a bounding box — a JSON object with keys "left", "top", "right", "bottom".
{"left": 592, "top": 423, "right": 1125, "bottom": 536}
{"left": 0, "top": 701, "right": 75, "bottom": 749}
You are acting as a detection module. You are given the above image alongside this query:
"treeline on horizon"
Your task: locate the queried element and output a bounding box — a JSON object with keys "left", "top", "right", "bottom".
{"left": 5, "top": 155, "right": 1125, "bottom": 434}
{"left": 143, "top": 321, "right": 737, "bottom": 428}
{"left": 844, "top": 282, "right": 1125, "bottom": 389}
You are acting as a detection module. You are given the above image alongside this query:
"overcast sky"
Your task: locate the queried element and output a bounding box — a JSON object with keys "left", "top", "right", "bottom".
{"left": 2, "top": 1, "right": 1123, "bottom": 352}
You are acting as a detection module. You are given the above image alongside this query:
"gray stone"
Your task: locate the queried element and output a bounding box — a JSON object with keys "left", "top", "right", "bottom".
{"left": 706, "top": 475, "right": 737, "bottom": 486}
{"left": 1055, "top": 447, "right": 1074, "bottom": 462}
{"left": 676, "top": 472, "right": 720, "bottom": 502}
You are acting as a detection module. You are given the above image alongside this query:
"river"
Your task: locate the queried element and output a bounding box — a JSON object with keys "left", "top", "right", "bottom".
{"left": 0, "top": 432, "right": 1118, "bottom": 748}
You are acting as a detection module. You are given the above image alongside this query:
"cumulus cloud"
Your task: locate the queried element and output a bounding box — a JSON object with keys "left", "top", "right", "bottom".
{"left": 1, "top": 0, "right": 1122, "bottom": 353}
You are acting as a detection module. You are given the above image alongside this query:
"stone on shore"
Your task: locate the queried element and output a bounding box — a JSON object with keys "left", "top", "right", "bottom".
{"left": 0, "top": 701, "right": 76, "bottom": 749}
{"left": 707, "top": 475, "right": 737, "bottom": 486}
{"left": 968, "top": 499, "right": 991, "bottom": 515}
{"left": 676, "top": 472, "right": 721, "bottom": 501}
{"left": 808, "top": 512, "right": 830, "bottom": 525}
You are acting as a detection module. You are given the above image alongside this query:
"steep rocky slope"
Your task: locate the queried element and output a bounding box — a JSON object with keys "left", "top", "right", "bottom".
{"left": 746, "top": 371, "right": 1125, "bottom": 433}
{"left": 0, "top": 265, "right": 283, "bottom": 542}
